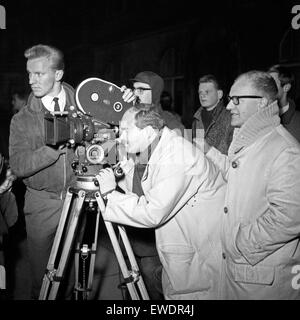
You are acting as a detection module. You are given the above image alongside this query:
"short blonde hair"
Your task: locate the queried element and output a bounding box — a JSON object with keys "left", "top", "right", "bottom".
{"left": 24, "top": 44, "right": 64, "bottom": 70}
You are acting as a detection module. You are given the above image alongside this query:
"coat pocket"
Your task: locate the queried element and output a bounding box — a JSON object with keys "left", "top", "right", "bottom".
{"left": 159, "top": 244, "right": 211, "bottom": 294}
{"left": 228, "top": 259, "right": 275, "bottom": 285}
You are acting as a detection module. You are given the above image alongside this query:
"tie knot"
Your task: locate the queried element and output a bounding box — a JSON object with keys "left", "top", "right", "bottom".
{"left": 53, "top": 97, "right": 60, "bottom": 112}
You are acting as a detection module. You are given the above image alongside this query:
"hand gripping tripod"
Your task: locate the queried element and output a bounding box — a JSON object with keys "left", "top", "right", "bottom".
{"left": 39, "top": 176, "right": 149, "bottom": 300}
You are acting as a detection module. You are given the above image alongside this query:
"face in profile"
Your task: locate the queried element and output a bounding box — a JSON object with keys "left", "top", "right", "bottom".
{"left": 119, "top": 110, "right": 151, "bottom": 154}
{"left": 226, "top": 78, "right": 262, "bottom": 128}
{"left": 27, "top": 57, "right": 62, "bottom": 98}
{"left": 133, "top": 82, "right": 152, "bottom": 104}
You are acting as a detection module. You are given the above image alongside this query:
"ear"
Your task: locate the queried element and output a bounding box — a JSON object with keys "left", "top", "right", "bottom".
{"left": 55, "top": 70, "right": 64, "bottom": 82}
{"left": 217, "top": 90, "right": 223, "bottom": 100}
{"left": 283, "top": 83, "right": 291, "bottom": 93}
{"left": 258, "top": 97, "right": 268, "bottom": 110}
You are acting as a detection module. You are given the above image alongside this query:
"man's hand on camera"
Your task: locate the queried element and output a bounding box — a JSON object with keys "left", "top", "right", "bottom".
{"left": 95, "top": 168, "right": 116, "bottom": 198}
{"left": 47, "top": 144, "right": 66, "bottom": 154}
{"left": 59, "top": 144, "right": 66, "bottom": 151}
{"left": 57, "top": 144, "right": 66, "bottom": 154}
{"left": 121, "top": 85, "right": 137, "bottom": 104}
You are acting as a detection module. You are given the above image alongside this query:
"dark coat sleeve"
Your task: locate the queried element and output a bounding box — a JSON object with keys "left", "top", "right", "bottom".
{"left": 9, "top": 113, "right": 62, "bottom": 178}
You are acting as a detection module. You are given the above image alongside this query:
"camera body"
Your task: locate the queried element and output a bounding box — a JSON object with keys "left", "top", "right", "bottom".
{"left": 44, "top": 78, "right": 133, "bottom": 178}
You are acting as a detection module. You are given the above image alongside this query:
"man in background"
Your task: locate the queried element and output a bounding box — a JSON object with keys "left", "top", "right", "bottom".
{"left": 11, "top": 88, "right": 30, "bottom": 114}
{"left": 123, "top": 71, "right": 185, "bottom": 135}
{"left": 192, "top": 74, "right": 233, "bottom": 154}
{"left": 268, "top": 64, "right": 300, "bottom": 142}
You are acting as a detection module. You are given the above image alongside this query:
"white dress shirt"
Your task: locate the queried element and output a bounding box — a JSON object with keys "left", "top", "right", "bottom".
{"left": 41, "top": 86, "right": 66, "bottom": 112}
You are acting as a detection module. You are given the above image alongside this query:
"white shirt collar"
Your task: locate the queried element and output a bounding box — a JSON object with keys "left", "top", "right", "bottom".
{"left": 41, "top": 86, "right": 66, "bottom": 112}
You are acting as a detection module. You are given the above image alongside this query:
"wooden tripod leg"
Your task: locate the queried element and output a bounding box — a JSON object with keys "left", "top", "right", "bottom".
{"left": 118, "top": 225, "right": 150, "bottom": 300}
{"left": 95, "top": 192, "right": 142, "bottom": 300}
{"left": 47, "top": 190, "right": 86, "bottom": 300}
{"left": 39, "top": 189, "right": 74, "bottom": 300}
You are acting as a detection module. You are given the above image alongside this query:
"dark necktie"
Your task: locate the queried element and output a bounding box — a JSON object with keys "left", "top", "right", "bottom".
{"left": 53, "top": 97, "right": 60, "bottom": 112}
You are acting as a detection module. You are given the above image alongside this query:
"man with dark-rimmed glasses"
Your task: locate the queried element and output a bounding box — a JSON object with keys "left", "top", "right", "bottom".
{"left": 203, "top": 70, "right": 300, "bottom": 299}
{"left": 121, "top": 71, "right": 185, "bottom": 135}
{"left": 227, "top": 95, "right": 263, "bottom": 105}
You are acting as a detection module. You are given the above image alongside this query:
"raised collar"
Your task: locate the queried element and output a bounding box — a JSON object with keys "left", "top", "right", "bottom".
{"left": 228, "top": 101, "right": 281, "bottom": 159}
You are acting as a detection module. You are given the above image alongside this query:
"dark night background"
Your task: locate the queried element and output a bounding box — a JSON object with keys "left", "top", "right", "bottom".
{"left": 0, "top": 0, "right": 300, "bottom": 157}
{"left": 0, "top": 0, "right": 300, "bottom": 302}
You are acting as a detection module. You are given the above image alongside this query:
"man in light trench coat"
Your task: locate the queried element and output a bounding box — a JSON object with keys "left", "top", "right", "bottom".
{"left": 96, "top": 104, "right": 226, "bottom": 299}
{"left": 203, "top": 70, "right": 300, "bottom": 299}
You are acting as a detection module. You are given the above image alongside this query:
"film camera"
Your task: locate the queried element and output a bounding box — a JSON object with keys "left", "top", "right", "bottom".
{"left": 44, "top": 78, "right": 133, "bottom": 179}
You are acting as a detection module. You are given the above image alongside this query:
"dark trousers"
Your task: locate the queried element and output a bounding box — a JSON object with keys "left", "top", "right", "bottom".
{"left": 135, "top": 255, "right": 163, "bottom": 300}
{"left": 24, "top": 191, "right": 63, "bottom": 299}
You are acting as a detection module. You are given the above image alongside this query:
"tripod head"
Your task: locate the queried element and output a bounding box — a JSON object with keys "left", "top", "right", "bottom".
{"left": 71, "top": 149, "right": 124, "bottom": 194}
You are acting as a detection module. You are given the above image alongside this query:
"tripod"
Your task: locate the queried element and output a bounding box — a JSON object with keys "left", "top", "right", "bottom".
{"left": 39, "top": 175, "right": 149, "bottom": 300}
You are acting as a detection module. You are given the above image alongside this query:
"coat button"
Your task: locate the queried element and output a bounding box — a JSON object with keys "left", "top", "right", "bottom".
{"left": 222, "top": 252, "right": 226, "bottom": 259}
{"left": 224, "top": 207, "right": 228, "bottom": 214}
{"left": 232, "top": 161, "right": 238, "bottom": 168}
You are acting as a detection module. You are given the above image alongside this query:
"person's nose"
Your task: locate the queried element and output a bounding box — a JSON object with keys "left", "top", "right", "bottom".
{"left": 135, "top": 91, "right": 142, "bottom": 98}
{"left": 226, "top": 101, "right": 234, "bottom": 110}
{"left": 29, "top": 73, "right": 37, "bottom": 85}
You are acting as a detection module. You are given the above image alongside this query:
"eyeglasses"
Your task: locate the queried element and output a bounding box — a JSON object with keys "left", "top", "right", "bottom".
{"left": 133, "top": 87, "right": 152, "bottom": 95}
{"left": 227, "top": 95, "right": 263, "bottom": 105}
